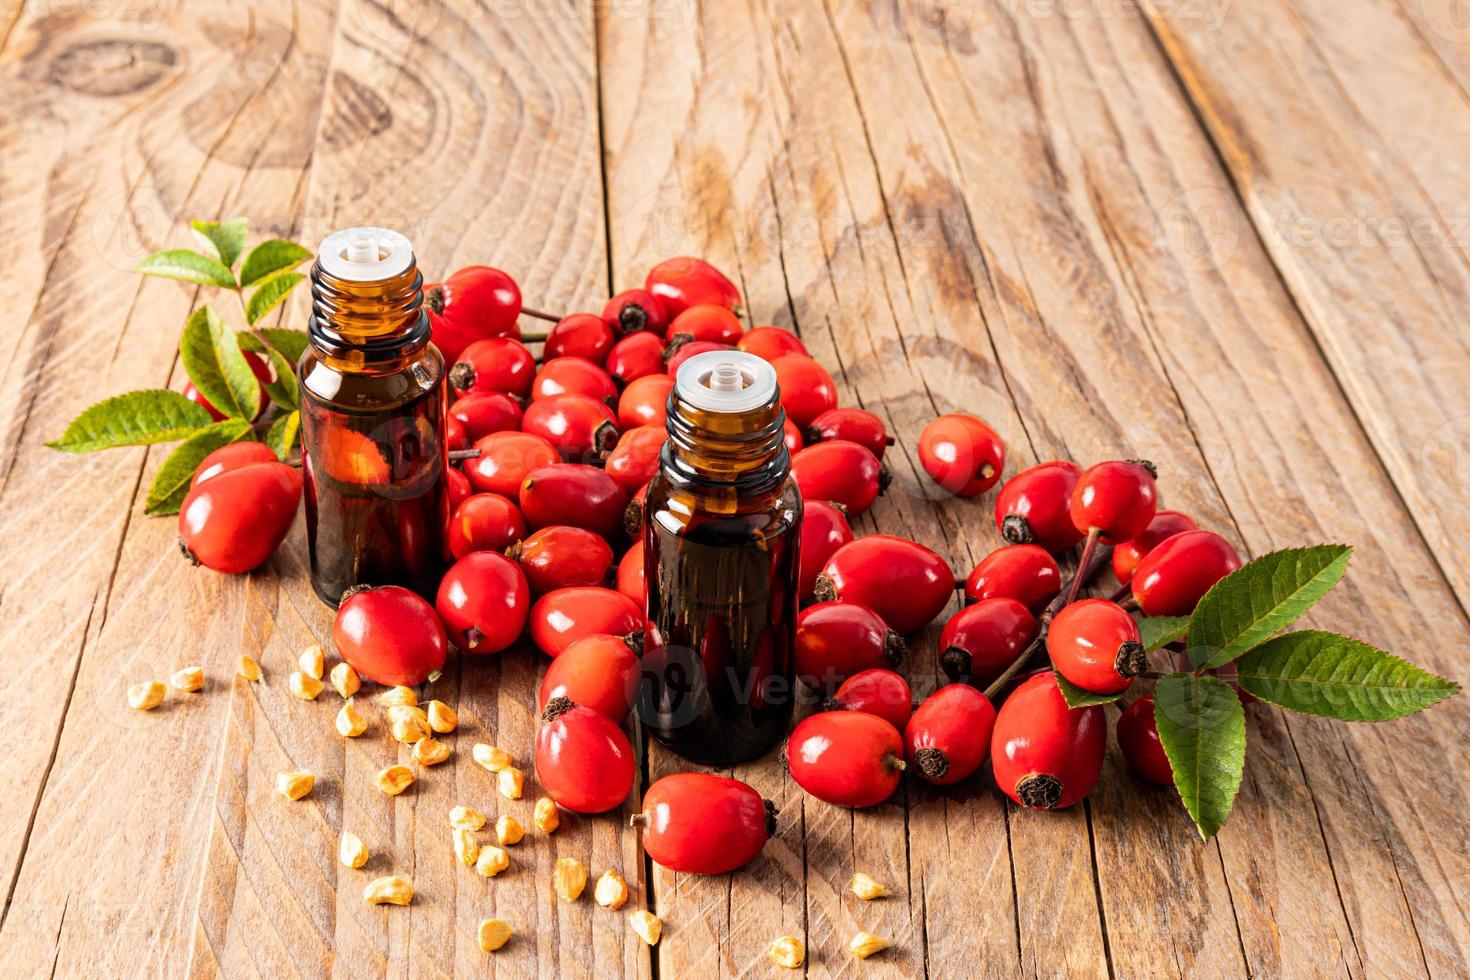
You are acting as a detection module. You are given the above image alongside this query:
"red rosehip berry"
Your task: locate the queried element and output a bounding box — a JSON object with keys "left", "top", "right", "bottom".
{"left": 785, "top": 711, "right": 906, "bottom": 808}
{"left": 178, "top": 461, "right": 301, "bottom": 574}
{"left": 543, "top": 313, "right": 615, "bottom": 365}
{"left": 791, "top": 440, "right": 886, "bottom": 516}
{"left": 606, "top": 330, "right": 668, "bottom": 385}
{"left": 506, "top": 524, "right": 614, "bottom": 594}
{"left": 736, "top": 325, "right": 808, "bottom": 362}
{"left": 990, "top": 671, "right": 1106, "bottom": 810}
{"left": 534, "top": 696, "right": 635, "bottom": 813}
{"left": 664, "top": 338, "right": 731, "bottom": 377}
{"left": 994, "top": 461, "right": 1083, "bottom": 553}
{"left": 634, "top": 773, "right": 774, "bottom": 875}
{"left": 538, "top": 632, "right": 641, "bottom": 721}
{"left": 447, "top": 492, "right": 527, "bottom": 559}
{"left": 797, "top": 500, "right": 853, "bottom": 601}
{"left": 335, "top": 584, "right": 448, "bottom": 685}
{"left": 530, "top": 356, "right": 617, "bottom": 405}
{"left": 795, "top": 601, "right": 906, "bottom": 691}
{"left": 1117, "top": 695, "right": 1173, "bottom": 785}
{"left": 463, "top": 431, "right": 559, "bottom": 496}
{"left": 782, "top": 418, "right": 804, "bottom": 456}
{"left": 528, "top": 586, "right": 642, "bottom": 657}
{"left": 183, "top": 352, "right": 273, "bottom": 422}
{"left": 449, "top": 337, "right": 536, "bottom": 399}
{"left": 964, "top": 544, "right": 1061, "bottom": 615}
{"left": 618, "top": 374, "right": 674, "bottom": 430}
{"left": 521, "top": 393, "right": 619, "bottom": 459}
{"left": 445, "top": 414, "right": 468, "bottom": 454}
{"left": 905, "top": 684, "right": 997, "bottom": 785}
{"left": 435, "top": 551, "right": 531, "bottom": 654}
{"left": 918, "top": 413, "right": 1006, "bottom": 498}
{"left": 824, "top": 668, "right": 912, "bottom": 732}
{"left": 424, "top": 266, "right": 522, "bottom": 362}
{"left": 616, "top": 542, "right": 645, "bottom": 603}
{"left": 604, "top": 426, "right": 666, "bottom": 493}
{"left": 645, "top": 256, "right": 742, "bottom": 318}
{"left": 665, "top": 303, "right": 744, "bottom": 346}
{"left": 1070, "top": 459, "right": 1158, "bottom": 543}
{"left": 449, "top": 390, "right": 523, "bottom": 443}
{"left": 602, "top": 288, "right": 668, "bottom": 335}
{"left": 938, "top": 597, "right": 1040, "bottom": 687}
{"left": 814, "top": 535, "right": 956, "bottom": 634}
{"left": 519, "top": 463, "right": 627, "bottom": 539}
{"left": 1130, "top": 529, "right": 1243, "bottom": 617}
{"left": 191, "top": 441, "right": 277, "bottom": 486}
{"left": 770, "top": 354, "right": 837, "bottom": 428}
{"left": 1047, "top": 598, "right": 1146, "bottom": 694}
{"left": 1111, "top": 509, "right": 1196, "bottom": 586}
{"left": 805, "top": 407, "right": 891, "bottom": 460}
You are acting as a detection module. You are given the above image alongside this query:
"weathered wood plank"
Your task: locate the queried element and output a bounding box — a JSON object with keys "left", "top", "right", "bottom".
{"left": 0, "top": 2, "right": 341, "bottom": 975}
{"left": 188, "top": 1, "right": 640, "bottom": 977}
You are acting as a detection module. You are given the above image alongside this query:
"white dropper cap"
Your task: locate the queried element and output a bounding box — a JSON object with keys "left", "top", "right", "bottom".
{"left": 317, "top": 227, "right": 414, "bottom": 282}
{"left": 674, "top": 350, "right": 778, "bottom": 414}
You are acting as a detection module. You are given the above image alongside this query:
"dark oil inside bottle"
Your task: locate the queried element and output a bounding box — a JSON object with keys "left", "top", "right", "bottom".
{"left": 638, "top": 355, "right": 802, "bottom": 765}
{"left": 298, "top": 232, "right": 448, "bottom": 607}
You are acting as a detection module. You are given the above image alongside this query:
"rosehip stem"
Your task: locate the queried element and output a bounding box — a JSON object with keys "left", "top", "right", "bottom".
{"left": 521, "top": 307, "right": 561, "bottom": 323}
{"left": 1107, "top": 582, "right": 1130, "bottom": 603}
{"left": 982, "top": 541, "right": 1113, "bottom": 700}
{"left": 520, "top": 331, "right": 549, "bottom": 344}
{"left": 1063, "top": 528, "right": 1102, "bottom": 608}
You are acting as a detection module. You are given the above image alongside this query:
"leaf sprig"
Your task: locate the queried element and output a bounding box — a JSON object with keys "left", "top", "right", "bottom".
{"left": 48, "top": 218, "right": 312, "bottom": 515}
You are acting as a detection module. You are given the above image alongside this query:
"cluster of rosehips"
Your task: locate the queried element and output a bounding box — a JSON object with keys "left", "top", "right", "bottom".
{"left": 785, "top": 457, "right": 1246, "bottom": 811}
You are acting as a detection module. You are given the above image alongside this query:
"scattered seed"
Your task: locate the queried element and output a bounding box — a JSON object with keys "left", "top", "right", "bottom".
{"left": 413, "top": 737, "right": 451, "bottom": 766}
{"left": 339, "top": 831, "right": 368, "bottom": 869}
{"left": 425, "top": 700, "right": 458, "bottom": 733}
{"left": 289, "top": 671, "right": 323, "bottom": 701}
{"left": 336, "top": 700, "right": 368, "bottom": 737}
{"left": 553, "top": 858, "right": 587, "bottom": 901}
{"left": 128, "top": 681, "right": 166, "bottom": 711}
{"left": 849, "top": 931, "right": 888, "bottom": 959}
{"left": 277, "top": 771, "right": 314, "bottom": 800}
{"left": 363, "top": 875, "right": 413, "bottom": 906}
{"left": 376, "top": 764, "right": 415, "bottom": 796}
{"left": 594, "top": 869, "right": 628, "bottom": 910}
{"left": 389, "top": 705, "right": 429, "bottom": 744}
{"left": 533, "top": 796, "right": 561, "bottom": 834}
{"left": 497, "top": 766, "right": 524, "bottom": 800}
{"left": 768, "top": 936, "right": 805, "bottom": 969}
{"left": 170, "top": 666, "right": 204, "bottom": 693}
{"left": 449, "top": 806, "right": 487, "bottom": 831}
{"left": 453, "top": 827, "right": 480, "bottom": 867}
{"left": 495, "top": 814, "right": 525, "bottom": 846}
{"left": 478, "top": 918, "right": 513, "bottom": 952}
{"left": 298, "top": 644, "right": 325, "bottom": 680}
{"left": 330, "top": 662, "right": 360, "bottom": 698}
{"left": 475, "top": 846, "right": 510, "bottom": 878}
{"left": 851, "top": 871, "right": 887, "bottom": 900}
{"left": 629, "top": 910, "right": 662, "bottom": 946}
{"left": 378, "top": 686, "right": 417, "bottom": 708}
{"left": 238, "top": 655, "right": 261, "bottom": 682}
{"left": 473, "top": 743, "right": 512, "bottom": 772}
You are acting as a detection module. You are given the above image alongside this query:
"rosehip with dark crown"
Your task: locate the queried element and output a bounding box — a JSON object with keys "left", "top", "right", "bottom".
{"left": 1047, "top": 598, "right": 1145, "bottom": 694}
{"left": 178, "top": 461, "right": 301, "bottom": 574}
{"left": 824, "top": 669, "right": 912, "bottom": 732}
{"left": 618, "top": 374, "right": 674, "bottom": 430}
{"left": 814, "top": 535, "right": 955, "bottom": 634}
{"left": 990, "top": 671, "right": 1106, "bottom": 810}
{"left": 506, "top": 525, "right": 614, "bottom": 594}
{"left": 664, "top": 339, "right": 731, "bottom": 377}
{"left": 529, "top": 586, "right": 642, "bottom": 657}
{"left": 905, "top": 684, "right": 996, "bottom": 785}
{"left": 424, "top": 266, "right": 522, "bottom": 362}
{"left": 645, "top": 256, "right": 742, "bottom": 318}
{"left": 1130, "top": 529, "right": 1243, "bottom": 617}
{"left": 665, "top": 304, "right": 744, "bottom": 345}
{"left": 964, "top": 544, "right": 1061, "bottom": 614}
{"left": 447, "top": 492, "right": 527, "bottom": 559}
{"left": 538, "top": 632, "right": 641, "bottom": 721}
{"left": 994, "top": 460, "right": 1083, "bottom": 553}
{"left": 602, "top": 288, "right": 668, "bottom": 335}
{"left": 797, "top": 500, "right": 853, "bottom": 600}
{"left": 435, "top": 551, "right": 530, "bottom": 654}
{"left": 519, "top": 464, "right": 627, "bottom": 538}
{"left": 938, "top": 597, "right": 1040, "bottom": 687}
{"left": 535, "top": 696, "right": 635, "bottom": 813}
{"left": 521, "top": 393, "right": 618, "bottom": 459}
{"left": 449, "top": 337, "right": 536, "bottom": 399}
{"left": 806, "top": 407, "right": 891, "bottom": 460}
{"left": 1070, "top": 459, "right": 1158, "bottom": 543}
{"left": 464, "top": 431, "right": 558, "bottom": 496}
{"left": 795, "top": 601, "right": 906, "bottom": 692}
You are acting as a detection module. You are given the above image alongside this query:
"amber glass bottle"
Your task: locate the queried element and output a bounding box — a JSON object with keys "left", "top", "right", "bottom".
{"left": 638, "top": 350, "right": 803, "bottom": 765}
{"left": 298, "top": 228, "right": 449, "bottom": 607}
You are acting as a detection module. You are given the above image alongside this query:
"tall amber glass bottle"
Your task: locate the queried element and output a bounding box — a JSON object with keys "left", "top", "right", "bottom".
{"left": 638, "top": 350, "right": 803, "bottom": 765}
{"left": 298, "top": 228, "right": 449, "bottom": 606}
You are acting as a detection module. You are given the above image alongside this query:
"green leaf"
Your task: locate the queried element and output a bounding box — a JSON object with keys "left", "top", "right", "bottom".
{"left": 257, "top": 346, "right": 298, "bottom": 410}
{"left": 137, "top": 249, "right": 236, "bottom": 288}
{"left": 144, "top": 420, "right": 252, "bottom": 515}
{"left": 1154, "top": 673, "right": 1246, "bottom": 840}
{"left": 1054, "top": 671, "right": 1124, "bottom": 708}
{"left": 1139, "top": 615, "right": 1191, "bottom": 652}
{"left": 265, "top": 411, "right": 300, "bottom": 462}
{"left": 245, "top": 271, "right": 304, "bottom": 325}
{"left": 256, "top": 327, "right": 309, "bottom": 364}
{"left": 180, "top": 306, "right": 262, "bottom": 420}
{"left": 1236, "top": 630, "right": 1459, "bottom": 721}
{"left": 1188, "top": 545, "right": 1352, "bottom": 670}
{"left": 239, "top": 239, "right": 312, "bottom": 287}
{"left": 190, "top": 218, "right": 249, "bottom": 269}
{"left": 46, "top": 390, "right": 214, "bottom": 453}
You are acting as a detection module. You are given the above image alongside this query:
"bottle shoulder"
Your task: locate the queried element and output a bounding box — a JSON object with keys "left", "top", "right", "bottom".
{"left": 299, "top": 346, "right": 444, "bottom": 411}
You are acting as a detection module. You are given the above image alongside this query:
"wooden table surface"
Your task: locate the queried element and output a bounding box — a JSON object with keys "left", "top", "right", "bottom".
{"left": 2, "top": 0, "right": 1468, "bottom": 976}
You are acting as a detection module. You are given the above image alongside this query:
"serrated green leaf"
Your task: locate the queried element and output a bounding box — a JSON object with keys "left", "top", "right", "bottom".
{"left": 239, "top": 239, "right": 312, "bottom": 287}
{"left": 257, "top": 345, "right": 298, "bottom": 410}
{"left": 1154, "top": 673, "right": 1245, "bottom": 840}
{"left": 180, "top": 306, "right": 261, "bottom": 420}
{"left": 137, "top": 249, "right": 236, "bottom": 288}
{"left": 256, "top": 327, "right": 309, "bottom": 364}
{"left": 245, "top": 271, "right": 304, "bottom": 325}
{"left": 46, "top": 390, "right": 214, "bottom": 453}
{"left": 1139, "top": 615, "right": 1191, "bottom": 652}
{"left": 265, "top": 411, "right": 300, "bottom": 462}
{"left": 144, "top": 420, "right": 252, "bottom": 515}
{"left": 191, "top": 219, "right": 248, "bottom": 269}
{"left": 1054, "top": 671, "right": 1124, "bottom": 708}
{"left": 1236, "top": 630, "right": 1459, "bottom": 721}
{"left": 1188, "top": 545, "right": 1352, "bottom": 670}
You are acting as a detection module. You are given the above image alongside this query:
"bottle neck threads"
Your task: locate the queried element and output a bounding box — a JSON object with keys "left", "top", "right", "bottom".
{"left": 663, "top": 391, "right": 788, "bottom": 493}
{"left": 307, "top": 262, "right": 429, "bottom": 370}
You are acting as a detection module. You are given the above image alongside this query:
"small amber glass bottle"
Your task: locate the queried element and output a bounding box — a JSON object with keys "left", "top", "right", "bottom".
{"left": 638, "top": 350, "right": 803, "bottom": 764}
{"left": 298, "top": 228, "right": 449, "bottom": 606}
